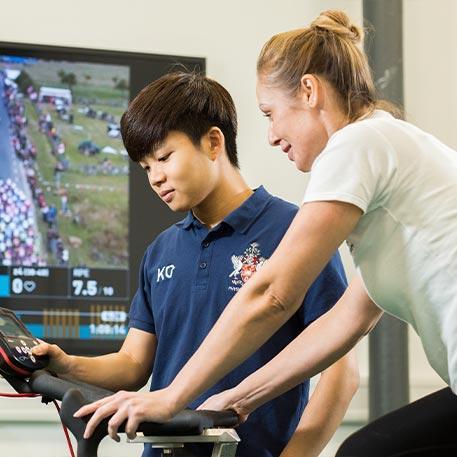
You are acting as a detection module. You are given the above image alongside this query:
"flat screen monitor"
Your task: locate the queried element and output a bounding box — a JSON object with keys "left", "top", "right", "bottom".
{"left": 0, "top": 42, "right": 205, "bottom": 355}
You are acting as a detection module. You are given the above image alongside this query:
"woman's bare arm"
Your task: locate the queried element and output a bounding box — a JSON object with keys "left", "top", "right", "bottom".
{"left": 168, "top": 200, "right": 364, "bottom": 410}
{"left": 225, "top": 276, "right": 382, "bottom": 416}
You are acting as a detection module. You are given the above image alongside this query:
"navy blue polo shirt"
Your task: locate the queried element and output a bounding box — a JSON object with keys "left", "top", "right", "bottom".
{"left": 129, "top": 186, "right": 347, "bottom": 457}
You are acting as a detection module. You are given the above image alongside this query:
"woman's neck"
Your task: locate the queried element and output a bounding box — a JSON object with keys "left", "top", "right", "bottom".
{"left": 193, "top": 171, "right": 253, "bottom": 228}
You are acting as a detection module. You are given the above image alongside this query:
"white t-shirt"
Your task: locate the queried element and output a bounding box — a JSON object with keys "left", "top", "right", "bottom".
{"left": 303, "top": 110, "right": 457, "bottom": 393}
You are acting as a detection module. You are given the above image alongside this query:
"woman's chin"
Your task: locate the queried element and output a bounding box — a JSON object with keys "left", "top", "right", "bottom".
{"left": 291, "top": 159, "right": 308, "bottom": 173}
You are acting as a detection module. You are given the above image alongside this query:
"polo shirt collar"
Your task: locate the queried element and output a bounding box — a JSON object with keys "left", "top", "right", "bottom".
{"left": 177, "top": 211, "right": 195, "bottom": 230}
{"left": 176, "top": 186, "right": 272, "bottom": 233}
{"left": 224, "top": 186, "right": 271, "bottom": 233}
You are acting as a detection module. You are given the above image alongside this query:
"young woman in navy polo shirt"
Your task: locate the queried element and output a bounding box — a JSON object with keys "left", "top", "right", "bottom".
{"left": 34, "top": 72, "right": 357, "bottom": 456}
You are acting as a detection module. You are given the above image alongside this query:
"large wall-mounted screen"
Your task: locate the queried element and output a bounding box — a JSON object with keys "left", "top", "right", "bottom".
{"left": 0, "top": 42, "right": 205, "bottom": 354}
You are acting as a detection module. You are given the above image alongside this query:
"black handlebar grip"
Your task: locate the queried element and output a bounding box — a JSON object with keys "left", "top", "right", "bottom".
{"left": 138, "top": 409, "right": 239, "bottom": 436}
{"left": 29, "top": 370, "right": 113, "bottom": 402}
{"left": 59, "top": 387, "right": 240, "bottom": 456}
{"left": 60, "top": 388, "right": 108, "bottom": 457}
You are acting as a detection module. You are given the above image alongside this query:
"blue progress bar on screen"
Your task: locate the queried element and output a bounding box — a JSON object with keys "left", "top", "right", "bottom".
{"left": 0, "top": 275, "right": 10, "bottom": 297}
{"left": 25, "top": 324, "right": 123, "bottom": 340}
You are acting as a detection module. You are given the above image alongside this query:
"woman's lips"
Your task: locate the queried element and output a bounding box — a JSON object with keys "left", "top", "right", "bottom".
{"left": 286, "top": 147, "right": 294, "bottom": 161}
{"left": 281, "top": 143, "right": 293, "bottom": 161}
{"left": 160, "top": 189, "right": 175, "bottom": 203}
{"left": 281, "top": 144, "right": 291, "bottom": 154}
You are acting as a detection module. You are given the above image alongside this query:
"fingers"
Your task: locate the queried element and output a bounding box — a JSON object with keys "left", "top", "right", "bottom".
{"left": 196, "top": 398, "right": 209, "bottom": 410}
{"left": 31, "top": 342, "right": 51, "bottom": 356}
{"left": 236, "top": 411, "right": 249, "bottom": 425}
{"left": 196, "top": 392, "right": 228, "bottom": 412}
{"left": 75, "top": 392, "right": 134, "bottom": 440}
{"left": 74, "top": 396, "right": 109, "bottom": 418}
{"left": 197, "top": 398, "right": 220, "bottom": 410}
{"left": 74, "top": 391, "right": 159, "bottom": 441}
{"left": 32, "top": 342, "right": 68, "bottom": 371}
{"left": 107, "top": 408, "right": 128, "bottom": 442}
{"left": 106, "top": 401, "right": 141, "bottom": 441}
{"left": 74, "top": 396, "right": 117, "bottom": 440}
{"left": 125, "top": 413, "right": 141, "bottom": 440}
{"left": 82, "top": 399, "right": 119, "bottom": 439}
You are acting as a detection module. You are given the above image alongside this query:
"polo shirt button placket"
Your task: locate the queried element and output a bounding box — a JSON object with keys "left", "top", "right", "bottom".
{"left": 195, "top": 236, "right": 212, "bottom": 289}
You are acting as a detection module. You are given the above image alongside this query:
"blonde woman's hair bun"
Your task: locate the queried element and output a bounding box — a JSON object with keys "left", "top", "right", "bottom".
{"left": 257, "top": 9, "right": 399, "bottom": 122}
{"left": 311, "top": 10, "right": 363, "bottom": 44}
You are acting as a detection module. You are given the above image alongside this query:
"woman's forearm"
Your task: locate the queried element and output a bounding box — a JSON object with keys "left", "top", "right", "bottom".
{"left": 224, "top": 278, "right": 381, "bottom": 415}
{"left": 280, "top": 350, "right": 359, "bottom": 457}
{"left": 169, "top": 278, "right": 301, "bottom": 409}
{"left": 167, "top": 202, "right": 363, "bottom": 411}
{"left": 67, "top": 351, "right": 147, "bottom": 391}
{"left": 65, "top": 329, "right": 157, "bottom": 391}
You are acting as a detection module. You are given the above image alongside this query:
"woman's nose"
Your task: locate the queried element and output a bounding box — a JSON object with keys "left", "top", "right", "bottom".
{"left": 149, "top": 166, "right": 166, "bottom": 187}
{"left": 268, "top": 124, "right": 281, "bottom": 146}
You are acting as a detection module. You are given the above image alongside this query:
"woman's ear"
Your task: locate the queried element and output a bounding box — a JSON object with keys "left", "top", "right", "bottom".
{"left": 206, "top": 127, "right": 225, "bottom": 161}
{"left": 300, "top": 74, "right": 320, "bottom": 108}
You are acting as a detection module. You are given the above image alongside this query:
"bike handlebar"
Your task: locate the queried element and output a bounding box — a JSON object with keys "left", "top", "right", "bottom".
{"left": 27, "top": 370, "right": 239, "bottom": 457}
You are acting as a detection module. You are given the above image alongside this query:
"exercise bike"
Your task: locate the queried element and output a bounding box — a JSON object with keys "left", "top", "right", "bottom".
{"left": 0, "top": 307, "right": 240, "bottom": 457}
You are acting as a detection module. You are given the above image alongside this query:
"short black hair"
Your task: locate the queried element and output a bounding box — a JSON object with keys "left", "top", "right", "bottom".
{"left": 121, "top": 72, "right": 239, "bottom": 167}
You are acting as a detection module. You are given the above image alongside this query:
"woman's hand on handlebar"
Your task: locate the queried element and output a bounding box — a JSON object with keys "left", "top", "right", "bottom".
{"left": 197, "top": 388, "right": 249, "bottom": 424}
{"left": 31, "top": 341, "right": 73, "bottom": 375}
{"left": 74, "top": 389, "right": 178, "bottom": 441}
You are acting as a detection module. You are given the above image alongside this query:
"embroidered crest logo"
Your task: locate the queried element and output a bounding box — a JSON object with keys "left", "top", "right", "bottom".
{"left": 229, "top": 243, "right": 266, "bottom": 292}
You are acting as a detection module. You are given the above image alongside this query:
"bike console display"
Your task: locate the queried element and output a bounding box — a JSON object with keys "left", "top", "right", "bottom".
{"left": 0, "top": 307, "right": 48, "bottom": 377}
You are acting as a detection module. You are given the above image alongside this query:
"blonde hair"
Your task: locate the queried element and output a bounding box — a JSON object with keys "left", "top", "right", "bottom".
{"left": 257, "top": 10, "right": 401, "bottom": 121}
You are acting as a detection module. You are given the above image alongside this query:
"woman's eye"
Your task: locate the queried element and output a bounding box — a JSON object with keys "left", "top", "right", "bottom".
{"left": 158, "top": 153, "right": 171, "bottom": 162}
{"left": 263, "top": 113, "right": 272, "bottom": 120}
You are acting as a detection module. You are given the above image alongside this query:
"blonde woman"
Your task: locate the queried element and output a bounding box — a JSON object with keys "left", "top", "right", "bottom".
{"left": 78, "top": 10, "right": 457, "bottom": 457}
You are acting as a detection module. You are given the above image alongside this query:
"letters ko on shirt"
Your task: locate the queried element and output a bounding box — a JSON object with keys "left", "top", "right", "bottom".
{"left": 157, "top": 264, "right": 176, "bottom": 282}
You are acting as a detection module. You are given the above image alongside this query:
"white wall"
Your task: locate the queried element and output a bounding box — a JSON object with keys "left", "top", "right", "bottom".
{"left": 403, "top": 0, "right": 451, "bottom": 398}
{"left": 404, "top": 0, "right": 457, "bottom": 150}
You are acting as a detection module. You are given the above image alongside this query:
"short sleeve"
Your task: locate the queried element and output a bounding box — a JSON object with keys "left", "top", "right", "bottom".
{"left": 300, "top": 250, "right": 347, "bottom": 327}
{"left": 303, "top": 123, "right": 398, "bottom": 213}
{"left": 128, "top": 246, "right": 156, "bottom": 334}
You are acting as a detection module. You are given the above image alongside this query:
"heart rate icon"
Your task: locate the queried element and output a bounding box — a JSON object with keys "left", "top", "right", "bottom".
{"left": 23, "top": 281, "right": 36, "bottom": 293}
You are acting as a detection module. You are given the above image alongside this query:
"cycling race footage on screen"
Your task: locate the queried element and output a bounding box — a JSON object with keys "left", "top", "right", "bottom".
{"left": 0, "top": 55, "right": 129, "bottom": 269}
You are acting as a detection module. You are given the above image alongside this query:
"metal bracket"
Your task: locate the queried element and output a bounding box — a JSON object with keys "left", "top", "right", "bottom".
{"left": 127, "top": 428, "right": 240, "bottom": 457}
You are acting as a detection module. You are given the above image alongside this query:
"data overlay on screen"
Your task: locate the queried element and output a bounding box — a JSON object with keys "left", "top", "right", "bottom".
{"left": 0, "top": 53, "right": 130, "bottom": 348}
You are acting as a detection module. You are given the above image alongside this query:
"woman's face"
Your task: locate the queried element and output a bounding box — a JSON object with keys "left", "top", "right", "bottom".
{"left": 256, "top": 78, "right": 329, "bottom": 172}
{"left": 139, "top": 131, "right": 218, "bottom": 212}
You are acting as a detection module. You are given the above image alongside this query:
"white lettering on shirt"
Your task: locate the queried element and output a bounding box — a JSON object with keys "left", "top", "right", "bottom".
{"left": 157, "top": 264, "right": 175, "bottom": 282}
